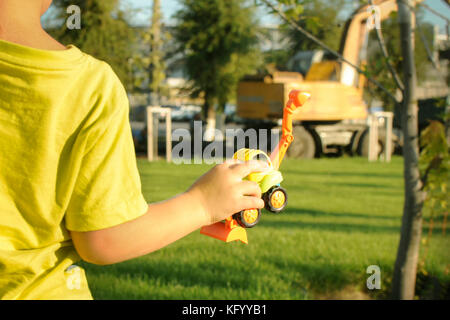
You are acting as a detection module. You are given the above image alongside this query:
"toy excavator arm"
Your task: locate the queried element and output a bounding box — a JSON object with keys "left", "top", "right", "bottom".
{"left": 270, "top": 90, "right": 311, "bottom": 170}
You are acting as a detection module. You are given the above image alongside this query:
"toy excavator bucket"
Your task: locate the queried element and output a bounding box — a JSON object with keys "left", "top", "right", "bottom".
{"left": 200, "top": 218, "right": 248, "bottom": 244}
{"left": 290, "top": 91, "right": 311, "bottom": 107}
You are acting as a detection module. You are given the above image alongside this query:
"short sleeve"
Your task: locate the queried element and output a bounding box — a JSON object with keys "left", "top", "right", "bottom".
{"left": 65, "top": 68, "right": 148, "bottom": 232}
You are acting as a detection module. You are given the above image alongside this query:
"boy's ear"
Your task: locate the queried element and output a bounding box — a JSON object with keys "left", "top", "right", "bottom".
{"left": 40, "top": 0, "right": 53, "bottom": 16}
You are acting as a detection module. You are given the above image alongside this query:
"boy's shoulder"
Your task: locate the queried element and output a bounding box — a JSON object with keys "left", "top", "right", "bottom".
{"left": 77, "top": 50, "right": 127, "bottom": 100}
{"left": 81, "top": 52, "right": 121, "bottom": 85}
{"left": 75, "top": 50, "right": 129, "bottom": 118}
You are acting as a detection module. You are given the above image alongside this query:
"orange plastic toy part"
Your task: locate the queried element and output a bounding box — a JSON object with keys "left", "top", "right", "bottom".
{"left": 200, "top": 217, "right": 248, "bottom": 244}
{"left": 270, "top": 90, "right": 311, "bottom": 170}
{"left": 270, "top": 190, "right": 286, "bottom": 209}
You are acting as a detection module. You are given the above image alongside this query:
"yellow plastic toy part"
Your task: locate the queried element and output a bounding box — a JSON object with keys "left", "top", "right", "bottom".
{"left": 233, "top": 148, "right": 273, "bottom": 183}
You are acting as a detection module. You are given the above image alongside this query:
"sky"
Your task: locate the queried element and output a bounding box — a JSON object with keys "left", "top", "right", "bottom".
{"left": 41, "top": 0, "right": 450, "bottom": 33}
{"left": 122, "top": 0, "right": 450, "bottom": 33}
{"left": 120, "top": 0, "right": 280, "bottom": 25}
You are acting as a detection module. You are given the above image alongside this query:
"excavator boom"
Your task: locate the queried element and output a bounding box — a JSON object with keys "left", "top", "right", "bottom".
{"left": 270, "top": 91, "right": 311, "bottom": 170}
{"left": 339, "top": 0, "right": 424, "bottom": 87}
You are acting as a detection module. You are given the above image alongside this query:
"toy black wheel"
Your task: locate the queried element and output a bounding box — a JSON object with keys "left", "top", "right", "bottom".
{"left": 263, "top": 186, "right": 288, "bottom": 213}
{"left": 233, "top": 208, "right": 261, "bottom": 228}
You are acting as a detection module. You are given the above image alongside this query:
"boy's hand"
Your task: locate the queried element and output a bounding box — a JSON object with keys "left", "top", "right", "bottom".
{"left": 187, "top": 160, "right": 269, "bottom": 225}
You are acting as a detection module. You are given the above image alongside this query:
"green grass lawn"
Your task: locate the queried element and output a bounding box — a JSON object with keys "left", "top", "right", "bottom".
{"left": 80, "top": 156, "right": 449, "bottom": 299}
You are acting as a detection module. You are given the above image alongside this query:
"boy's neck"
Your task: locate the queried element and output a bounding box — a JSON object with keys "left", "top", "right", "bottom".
{"left": 0, "top": 1, "right": 66, "bottom": 51}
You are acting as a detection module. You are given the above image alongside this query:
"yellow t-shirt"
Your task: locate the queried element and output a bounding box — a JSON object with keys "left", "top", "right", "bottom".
{"left": 0, "top": 39, "right": 149, "bottom": 299}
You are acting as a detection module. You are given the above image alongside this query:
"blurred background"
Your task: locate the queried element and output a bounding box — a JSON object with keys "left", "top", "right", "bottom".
{"left": 42, "top": 0, "right": 449, "bottom": 159}
{"left": 41, "top": 0, "right": 449, "bottom": 300}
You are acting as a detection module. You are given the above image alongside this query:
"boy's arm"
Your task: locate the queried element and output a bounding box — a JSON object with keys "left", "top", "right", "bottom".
{"left": 70, "top": 160, "right": 267, "bottom": 265}
{"left": 71, "top": 191, "right": 206, "bottom": 265}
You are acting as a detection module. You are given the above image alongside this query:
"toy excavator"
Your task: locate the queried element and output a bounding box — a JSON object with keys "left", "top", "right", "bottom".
{"left": 200, "top": 90, "right": 311, "bottom": 244}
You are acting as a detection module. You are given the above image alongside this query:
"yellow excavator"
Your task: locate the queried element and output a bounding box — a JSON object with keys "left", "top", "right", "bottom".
{"left": 237, "top": 0, "right": 408, "bottom": 158}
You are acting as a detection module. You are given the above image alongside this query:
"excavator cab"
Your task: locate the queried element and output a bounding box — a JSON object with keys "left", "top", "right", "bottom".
{"left": 287, "top": 50, "right": 340, "bottom": 81}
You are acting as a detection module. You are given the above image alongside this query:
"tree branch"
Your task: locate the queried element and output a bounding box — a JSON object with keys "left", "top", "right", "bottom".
{"left": 418, "top": 1, "right": 450, "bottom": 24}
{"left": 416, "top": 20, "right": 439, "bottom": 70}
{"left": 260, "top": 0, "right": 400, "bottom": 105}
{"left": 420, "top": 155, "right": 444, "bottom": 190}
{"left": 369, "top": 0, "right": 405, "bottom": 94}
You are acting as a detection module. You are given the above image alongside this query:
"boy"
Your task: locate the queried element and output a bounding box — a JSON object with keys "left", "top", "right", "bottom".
{"left": 0, "top": 0, "right": 266, "bottom": 299}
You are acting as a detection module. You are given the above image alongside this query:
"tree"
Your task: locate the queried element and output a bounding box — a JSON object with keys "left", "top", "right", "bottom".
{"left": 262, "top": 0, "right": 345, "bottom": 72}
{"left": 391, "top": 0, "right": 426, "bottom": 299}
{"left": 366, "top": 10, "right": 436, "bottom": 113}
{"left": 48, "top": 0, "right": 135, "bottom": 87}
{"left": 173, "top": 0, "right": 261, "bottom": 133}
{"left": 286, "top": 0, "right": 346, "bottom": 53}
{"left": 148, "top": 0, "right": 166, "bottom": 104}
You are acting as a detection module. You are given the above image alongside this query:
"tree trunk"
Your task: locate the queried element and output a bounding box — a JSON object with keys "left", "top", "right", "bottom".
{"left": 149, "top": 0, "right": 163, "bottom": 104}
{"left": 392, "top": 0, "right": 426, "bottom": 300}
{"left": 203, "top": 92, "right": 216, "bottom": 142}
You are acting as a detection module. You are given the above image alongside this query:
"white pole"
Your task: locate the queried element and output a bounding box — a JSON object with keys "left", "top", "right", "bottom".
{"left": 166, "top": 110, "right": 172, "bottom": 163}
{"left": 368, "top": 114, "right": 378, "bottom": 161}
{"left": 147, "top": 107, "right": 154, "bottom": 161}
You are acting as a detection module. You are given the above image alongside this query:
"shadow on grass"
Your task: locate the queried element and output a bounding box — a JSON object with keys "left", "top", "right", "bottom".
{"left": 82, "top": 251, "right": 357, "bottom": 299}
{"left": 280, "top": 207, "right": 400, "bottom": 221}
{"left": 266, "top": 258, "right": 358, "bottom": 295}
{"left": 83, "top": 256, "right": 267, "bottom": 295}
{"left": 261, "top": 219, "right": 401, "bottom": 234}
{"left": 282, "top": 169, "right": 403, "bottom": 179}
{"left": 325, "top": 182, "right": 401, "bottom": 190}
{"left": 285, "top": 181, "right": 403, "bottom": 196}
{"left": 259, "top": 208, "right": 440, "bottom": 234}
{"left": 270, "top": 208, "right": 444, "bottom": 234}
{"left": 261, "top": 206, "right": 401, "bottom": 234}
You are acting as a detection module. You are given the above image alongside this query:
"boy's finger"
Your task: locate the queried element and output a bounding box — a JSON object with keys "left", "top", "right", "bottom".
{"left": 223, "top": 158, "right": 241, "bottom": 166}
{"left": 238, "top": 180, "right": 262, "bottom": 198}
{"left": 229, "top": 160, "right": 269, "bottom": 178}
{"left": 240, "top": 196, "right": 265, "bottom": 210}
